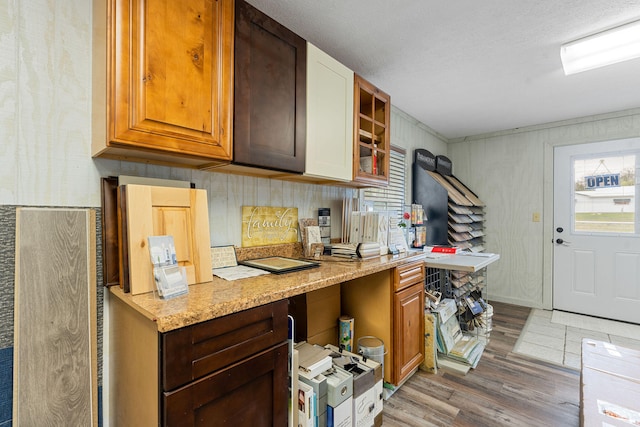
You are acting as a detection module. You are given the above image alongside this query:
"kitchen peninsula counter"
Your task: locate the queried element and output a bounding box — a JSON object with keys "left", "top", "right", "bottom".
{"left": 110, "top": 251, "right": 426, "bottom": 332}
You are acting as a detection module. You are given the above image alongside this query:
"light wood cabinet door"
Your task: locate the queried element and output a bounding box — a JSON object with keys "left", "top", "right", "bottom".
{"left": 95, "top": 0, "right": 234, "bottom": 167}
{"left": 393, "top": 282, "right": 425, "bottom": 384}
{"left": 124, "top": 185, "right": 212, "bottom": 295}
{"left": 353, "top": 74, "right": 390, "bottom": 186}
{"left": 305, "top": 43, "right": 354, "bottom": 181}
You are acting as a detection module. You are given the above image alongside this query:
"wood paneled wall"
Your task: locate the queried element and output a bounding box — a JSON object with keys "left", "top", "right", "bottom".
{"left": 448, "top": 109, "right": 640, "bottom": 309}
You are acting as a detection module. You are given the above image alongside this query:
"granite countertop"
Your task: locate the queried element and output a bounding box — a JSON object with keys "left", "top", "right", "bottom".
{"left": 110, "top": 251, "right": 426, "bottom": 332}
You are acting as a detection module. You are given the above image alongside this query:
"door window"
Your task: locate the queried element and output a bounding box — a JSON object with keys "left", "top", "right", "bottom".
{"left": 572, "top": 152, "right": 638, "bottom": 235}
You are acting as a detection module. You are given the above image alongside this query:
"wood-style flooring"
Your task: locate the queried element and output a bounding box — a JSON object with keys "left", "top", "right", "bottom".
{"left": 383, "top": 301, "right": 581, "bottom": 426}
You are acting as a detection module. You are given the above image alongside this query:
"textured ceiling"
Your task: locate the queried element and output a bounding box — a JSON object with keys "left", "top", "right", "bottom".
{"left": 246, "top": 0, "right": 640, "bottom": 139}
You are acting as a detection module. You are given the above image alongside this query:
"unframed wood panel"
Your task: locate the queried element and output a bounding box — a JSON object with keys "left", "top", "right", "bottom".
{"left": 14, "top": 208, "right": 97, "bottom": 426}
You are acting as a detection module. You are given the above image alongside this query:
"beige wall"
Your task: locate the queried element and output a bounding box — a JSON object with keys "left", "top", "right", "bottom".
{"left": 447, "top": 109, "right": 640, "bottom": 308}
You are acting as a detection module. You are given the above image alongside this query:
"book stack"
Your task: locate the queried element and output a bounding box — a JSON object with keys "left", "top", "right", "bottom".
{"left": 356, "top": 242, "right": 381, "bottom": 259}
{"left": 329, "top": 243, "right": 358, "bottom": 258}
{"left": 328, "top": 242, "right": 382, "bottom": 259}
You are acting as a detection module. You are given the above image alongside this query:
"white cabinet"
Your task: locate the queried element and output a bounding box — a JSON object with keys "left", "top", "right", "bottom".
{"left": 305, "top": 43, "right": 354, "bottom": 181}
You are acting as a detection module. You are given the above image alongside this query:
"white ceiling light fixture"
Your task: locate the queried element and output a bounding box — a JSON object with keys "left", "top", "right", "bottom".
{"left": 561, "top": 20, "right": 640, "bottom": 75}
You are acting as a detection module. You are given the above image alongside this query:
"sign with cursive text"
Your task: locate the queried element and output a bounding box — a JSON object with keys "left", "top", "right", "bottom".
{"left": 241, "top": 206, "right": 299, "bottom": 247}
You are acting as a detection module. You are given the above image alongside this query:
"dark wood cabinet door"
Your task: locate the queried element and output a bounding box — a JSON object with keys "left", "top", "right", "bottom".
{"left": 161, "top": 300, "right": 288, "bottom": 391}
{"left": 234, "top": 0, "right": 306, "bottom": 173}
{"left": 393, "top": 282, "right": 424, "bottom": 384}
{"left": 163, "top": 342, "right": 289, "bottom": 427}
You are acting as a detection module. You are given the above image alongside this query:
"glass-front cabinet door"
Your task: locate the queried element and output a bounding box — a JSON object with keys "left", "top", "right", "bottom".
{"left": 353, "top": 74, "right": 390, "bottom": 186}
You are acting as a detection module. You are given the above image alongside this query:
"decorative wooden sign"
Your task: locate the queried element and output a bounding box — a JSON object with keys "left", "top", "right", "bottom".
{"left": 241, "top": 206, "right": 299, "bottom": 247}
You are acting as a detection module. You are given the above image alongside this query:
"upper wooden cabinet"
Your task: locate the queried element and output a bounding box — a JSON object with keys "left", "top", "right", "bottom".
{"left": 233, "top": 0, "right": 306, "bottom": 173}
{"left": 353, "top": 75, "right": 391, "bottom": 186}
{"left": 92, "top": 0, "right": 234, "bottom": 168}
{"left": 305, "top": 43, "right": 354, "bottom": 182}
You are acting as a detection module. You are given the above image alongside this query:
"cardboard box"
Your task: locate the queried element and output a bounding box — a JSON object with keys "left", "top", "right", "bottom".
{"left": 324, "top": 344, "right": 383, "bottom": 383}
{"left": 325, "top": 365, "right": 353, "bottom": 408}
{"left": 327, "top": 353, "right": 374, "bottom": 398}
{"left": 352, "top": 385, "right": 376, "bottom": 427}
{"left": 580, "top": 339, "right": 640, "bottom": 426}
{"left": 325, "top": 345, "right": 377, "bottom": 427}
{"left": 420, "top": 311, "right": 437, "bottom": 373}
{"left": 373, "top": 378, "right": 383, "bottom": 418}
{"left": 298, "top": 381, "right": 316, "bottom": 427}
{"left": 327, "top": 396, "right": 352, "bottom": 427}
{"left": 307, "top": 286, "right": 341, "bottom": 337}
{"left": 308, "top": 326, "right": 339, "bottom": 347}
{"left": 324, "top": 344, "right": 383, "bottom": 421}
{"left": 581, "top": 339, "right": 640, "bottom": 383}
{"left": 299, "top": 372, "right": 328, "bottom": 426}
{"left": 299, "top": 372, "right": 328, "bottom": 401}
{"left": 289, "top": 285, "right": 340, "bottom": 343}
{"left": 581, "top": 366, "right": 640, "bottom": 426}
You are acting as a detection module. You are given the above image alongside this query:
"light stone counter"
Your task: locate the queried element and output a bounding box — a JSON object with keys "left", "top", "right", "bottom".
{"left": 110, "top": 251, "right": 426, "bottom": 332}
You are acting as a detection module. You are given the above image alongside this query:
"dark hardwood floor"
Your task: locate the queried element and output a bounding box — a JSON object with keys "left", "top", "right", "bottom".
{"left": 383, "top": 301, "right": 581, "bottom": 426}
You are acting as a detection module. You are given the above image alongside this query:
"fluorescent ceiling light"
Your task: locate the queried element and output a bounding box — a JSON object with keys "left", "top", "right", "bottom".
{"left": 561, "top": 20, "right": 640, "bottom": 75}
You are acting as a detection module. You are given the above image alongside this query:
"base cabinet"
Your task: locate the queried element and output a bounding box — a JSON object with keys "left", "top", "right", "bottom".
{"left": 109, "top": 294, "right": 289, "bottom": 426}
{"left": 393, "top": 282, "right": 425, "bottom": 382}
{"left": 341, "top": 260, "right": 425, "bottom": 385}
{"left": 163, "top": 343, "right": 288, "bottom": 427}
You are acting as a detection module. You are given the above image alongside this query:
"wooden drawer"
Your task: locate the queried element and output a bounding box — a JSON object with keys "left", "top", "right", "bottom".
{"left": 394, "top": 260, "right": 425, "bottom": 292}
{"left": 163, "top": 342, "right": 288, "bottom": 427}
{"left": 161, "top": 299, "right": 288, "bottom": 392}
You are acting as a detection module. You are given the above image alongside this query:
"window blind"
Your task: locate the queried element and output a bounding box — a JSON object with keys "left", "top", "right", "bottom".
{"left": 362, "top": 146, "right": 406, "bottom": 221}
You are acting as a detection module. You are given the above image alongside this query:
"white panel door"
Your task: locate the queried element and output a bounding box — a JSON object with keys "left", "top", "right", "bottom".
{"left": 553, "top": 138, "right": 640, "bottom": 323}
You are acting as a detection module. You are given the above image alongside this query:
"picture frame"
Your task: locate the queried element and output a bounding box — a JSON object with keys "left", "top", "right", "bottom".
{"left": 239, "top": 256, "right": 320, "bottom": 274}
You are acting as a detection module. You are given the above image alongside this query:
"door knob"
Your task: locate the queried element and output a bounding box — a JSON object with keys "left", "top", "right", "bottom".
{"left": 555, "top": 238, "right": 571, "bottom": 245}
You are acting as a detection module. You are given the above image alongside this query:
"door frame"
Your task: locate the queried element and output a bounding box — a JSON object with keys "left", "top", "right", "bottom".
{"left": 542, "top": 129, "right": 640, "bottom": 310}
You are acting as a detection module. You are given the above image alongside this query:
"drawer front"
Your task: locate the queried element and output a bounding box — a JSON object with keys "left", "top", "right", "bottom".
{"left": 163, "top": 342, "right": 289, "bottom": 427}
{"left": 161, "top": 299, "right": 288, "bottom": 391}
{"left": 394, "top": 260, "right": 425, "bottom": 292}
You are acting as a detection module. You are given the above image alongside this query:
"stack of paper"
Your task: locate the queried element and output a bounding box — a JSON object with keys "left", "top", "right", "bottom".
{"left": 434, "top": 302, "right": 485, "bottom": 370}
{"left": 445, "top": 335, "right": 485, "bottom": 368}
{"left": 436, "top": 315, "right": 463, "bottom": 354}
{"left": 330, "top": 243, "right": 358, "bottom": 258}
